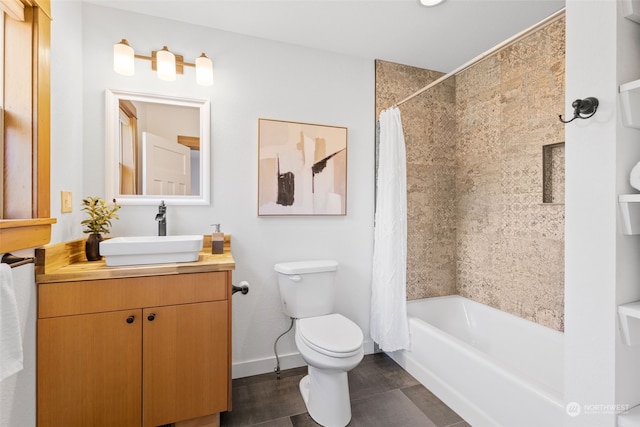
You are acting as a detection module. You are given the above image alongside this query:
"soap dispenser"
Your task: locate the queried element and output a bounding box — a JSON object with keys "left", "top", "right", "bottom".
{"left": 211, "top": 224, "right": 224, "bottom": 254}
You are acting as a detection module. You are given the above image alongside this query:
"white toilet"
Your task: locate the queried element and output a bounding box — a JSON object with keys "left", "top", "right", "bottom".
{"left": 274, "top": 260, "right": 364, "bottom": 427}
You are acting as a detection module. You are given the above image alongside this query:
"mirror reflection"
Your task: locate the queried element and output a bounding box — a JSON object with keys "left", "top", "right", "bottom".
{"left": 105, "top": 90, "right": 210, "bottom": 205}
{"left": 118, "top": 100, "right": 199, "bottom": 196}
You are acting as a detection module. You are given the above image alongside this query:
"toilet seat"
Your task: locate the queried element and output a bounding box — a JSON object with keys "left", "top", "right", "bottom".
{"left": 297, "top": 314, "right": 363, "bottom": 358}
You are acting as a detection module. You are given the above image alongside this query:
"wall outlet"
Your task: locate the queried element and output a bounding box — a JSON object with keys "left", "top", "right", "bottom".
{"left": 61, "top": 191, "right": 73, "bottom": 213}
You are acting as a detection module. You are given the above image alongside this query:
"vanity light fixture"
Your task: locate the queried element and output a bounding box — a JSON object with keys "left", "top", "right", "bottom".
{"left": 113, "top": 39, "right": 214, "bottom": 86}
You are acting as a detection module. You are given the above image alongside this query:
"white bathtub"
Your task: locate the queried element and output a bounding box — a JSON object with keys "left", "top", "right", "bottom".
{"left": 387, "top": 295, "right": 564, "bottom": 427}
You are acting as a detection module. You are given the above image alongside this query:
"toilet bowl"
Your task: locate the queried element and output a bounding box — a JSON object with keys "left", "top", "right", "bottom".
{"left": 274, "top": 260, "right": 364, "bottom": 427}
{"left": 295, "top": 314, "right": 364, "bottom": 427}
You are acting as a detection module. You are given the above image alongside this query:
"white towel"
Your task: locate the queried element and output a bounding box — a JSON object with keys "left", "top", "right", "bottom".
{"left": 0, "top": 263, "right": 23, "bottom": 382}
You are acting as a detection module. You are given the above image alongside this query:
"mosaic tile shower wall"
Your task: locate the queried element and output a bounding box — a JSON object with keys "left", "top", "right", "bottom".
{"left": 375, "top": 61, "right": 458, "bottom": 301}
{"left": 456, "top": 18, "right": 565, "bottom": 331}
{"left": 375, "top": 17, "right": 565, "bottom": 331}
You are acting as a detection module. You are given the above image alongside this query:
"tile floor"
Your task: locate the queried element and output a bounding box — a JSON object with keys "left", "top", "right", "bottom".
{"left": 220, "top": 352, "right": 470, "bottom": 427}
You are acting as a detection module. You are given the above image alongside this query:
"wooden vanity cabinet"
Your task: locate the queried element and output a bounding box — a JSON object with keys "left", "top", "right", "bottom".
{"left": 38, "top": 308, "right": 143, "bottom": 426}
{"left": 142, "top": 301, "right": 228, "bottom": 427}
{"left": 37, "top": 271, "right": 231, "bottom": 427}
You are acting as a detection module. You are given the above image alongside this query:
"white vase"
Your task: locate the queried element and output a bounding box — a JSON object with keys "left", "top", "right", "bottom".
{"left": 631, "top": 161, "right": 640, "bottom": 191}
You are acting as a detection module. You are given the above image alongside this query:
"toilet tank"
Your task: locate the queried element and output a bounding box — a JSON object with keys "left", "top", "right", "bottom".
{"left": 274, "top": 260, "right": 339, "bottom": 318}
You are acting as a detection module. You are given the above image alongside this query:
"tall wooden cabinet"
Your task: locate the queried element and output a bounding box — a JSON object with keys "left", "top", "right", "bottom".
{"left": 37, "top": 270, "right": 231, "bottom": 427}
{"left": 1, "top": 0, "right": 56, "bottom": 253}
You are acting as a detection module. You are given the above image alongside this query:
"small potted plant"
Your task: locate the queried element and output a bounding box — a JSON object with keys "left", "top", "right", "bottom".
{"left": 81, "top": 197, "right": 120, "bottom": 261}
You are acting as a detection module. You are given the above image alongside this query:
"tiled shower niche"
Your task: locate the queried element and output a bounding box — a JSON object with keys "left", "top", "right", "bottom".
{"left": 543, "top": 142, "right": 565, "bottom": 204}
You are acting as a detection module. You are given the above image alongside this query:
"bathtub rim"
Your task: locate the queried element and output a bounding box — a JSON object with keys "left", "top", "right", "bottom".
{"left": 407, "top": 294, "right": 564, "bottom": 340}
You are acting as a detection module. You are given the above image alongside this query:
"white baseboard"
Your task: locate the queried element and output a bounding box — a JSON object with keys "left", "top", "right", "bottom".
{"left": 232, "top": 339, "right": 376, "bottom": 379}
{"left": 232, "top": 352, "right": 305, "bottom": 379}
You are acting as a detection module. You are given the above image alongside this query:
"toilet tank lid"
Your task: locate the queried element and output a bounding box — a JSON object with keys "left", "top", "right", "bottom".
{"left": 274, "top": 260, "right": 338, "bottom": 274}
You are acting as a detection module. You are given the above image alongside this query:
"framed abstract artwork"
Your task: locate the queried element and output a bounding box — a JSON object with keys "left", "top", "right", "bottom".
{"left": 258, "top": 118, "right": 348, "bottom": 216}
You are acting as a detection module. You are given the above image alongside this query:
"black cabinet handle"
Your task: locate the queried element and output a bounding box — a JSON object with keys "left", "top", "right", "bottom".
{"left": 126, "top": 315, "right": 135, "bottom": 324}
{"left": 147, "top": 313, "right": 156, "bottom": 321}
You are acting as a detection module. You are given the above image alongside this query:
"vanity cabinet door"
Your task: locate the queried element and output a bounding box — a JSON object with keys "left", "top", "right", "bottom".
{"left": 142, "top": 301, "right": 229, "bottom": 427}
{"left": 37, "top": 309, "right": 142, "bottom": 427}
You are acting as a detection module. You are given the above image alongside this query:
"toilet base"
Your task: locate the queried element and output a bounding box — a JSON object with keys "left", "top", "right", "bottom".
{"left": 299, "top": 366, "right": 352, "bottom": 427}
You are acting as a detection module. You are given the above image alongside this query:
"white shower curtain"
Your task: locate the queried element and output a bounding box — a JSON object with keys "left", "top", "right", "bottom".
{"left": 371, "top": 106, "right": 410, "bottom": 352}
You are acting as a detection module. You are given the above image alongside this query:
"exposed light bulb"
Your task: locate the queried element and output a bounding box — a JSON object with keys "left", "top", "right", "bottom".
{"left": 156, "top": 46, "right": 176, "bottom": 81}
{"left": 113, "top": 39, "right": 134, "bottom": 76}
{"left": 195, "top": 53, "right": 213, "bottom": 86}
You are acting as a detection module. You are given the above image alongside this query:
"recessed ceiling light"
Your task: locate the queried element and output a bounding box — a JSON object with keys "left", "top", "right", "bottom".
{"left": 420, "top": 0, "right": 445, "bottom": 6}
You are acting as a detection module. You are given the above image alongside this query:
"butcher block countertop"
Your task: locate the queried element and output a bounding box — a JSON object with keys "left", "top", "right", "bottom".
{"left": 35, "top": 235, "right": 235, "bottom": 284}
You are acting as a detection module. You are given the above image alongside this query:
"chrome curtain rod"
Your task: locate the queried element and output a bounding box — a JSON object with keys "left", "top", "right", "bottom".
{"left": 391, "top": 7, "right": 566, "bottom": 109}
{"left": 1, "top": 253, "right": 36, "bottom": 268}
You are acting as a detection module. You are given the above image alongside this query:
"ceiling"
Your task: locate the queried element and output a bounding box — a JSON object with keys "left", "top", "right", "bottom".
{"left": 85, "top": 0, "right": 565, "bottom": 73}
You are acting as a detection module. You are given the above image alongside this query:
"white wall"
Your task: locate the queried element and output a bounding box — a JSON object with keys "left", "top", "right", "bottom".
{"left": 50, "top": 2, "right": 375, "bottom": 376}
{"left": 565, "top": 0, "right": 640, "bottom": 425}
{"left": 50, "top": 0, "right": 85, "bottom": 242}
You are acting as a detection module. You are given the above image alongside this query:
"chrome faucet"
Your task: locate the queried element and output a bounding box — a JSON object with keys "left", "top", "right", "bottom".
{"left": 155, "top": 200, "right": 166, "bottom": 236}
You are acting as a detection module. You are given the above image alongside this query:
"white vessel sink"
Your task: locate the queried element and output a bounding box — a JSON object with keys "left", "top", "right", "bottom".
{"left": 99, "top": 235, "right": 204, "bottom": 267}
